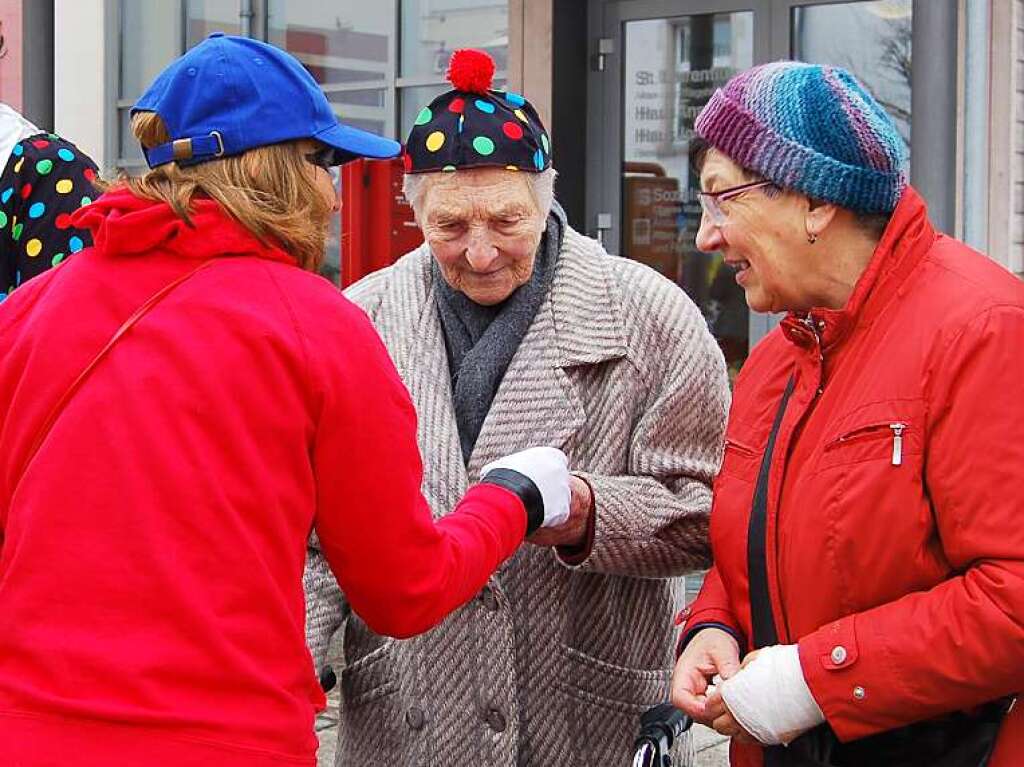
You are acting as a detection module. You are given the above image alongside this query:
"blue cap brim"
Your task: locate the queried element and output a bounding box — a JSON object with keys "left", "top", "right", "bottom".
{"left": 315, "top": 122, "right": 401, "bottom": 162}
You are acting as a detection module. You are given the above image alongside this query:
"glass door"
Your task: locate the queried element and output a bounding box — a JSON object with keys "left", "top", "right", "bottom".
{"left": 622, "top": 13, "right": 754, "bottom": 377}
{"left": 588, "top": 0, "right": 954, "bottom": 371}
{"left": 588, "top": 0, "right": 768, "bottom": 379}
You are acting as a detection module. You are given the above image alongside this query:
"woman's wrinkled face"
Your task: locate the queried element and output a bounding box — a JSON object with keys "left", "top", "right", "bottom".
{"left": 419, "top": 168, "right": 546, "bottom": 306}
{"left": 694, "top": 149, "right": 814, "bottom": 314}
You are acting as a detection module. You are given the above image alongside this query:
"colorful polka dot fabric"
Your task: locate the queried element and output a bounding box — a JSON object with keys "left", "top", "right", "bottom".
{"left": 404, "top": 49, "right": 551, "bottom": 175}
{"left": 0, "top": 133, "right": 98, "bottom": 302}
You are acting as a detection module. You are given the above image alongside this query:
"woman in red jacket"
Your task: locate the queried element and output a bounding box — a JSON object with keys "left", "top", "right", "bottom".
{"left": 0, "top": 34, "right": 570, "bottom": 767}
{"left": 671, "top": 62, "right": 1024, "bottom": 767}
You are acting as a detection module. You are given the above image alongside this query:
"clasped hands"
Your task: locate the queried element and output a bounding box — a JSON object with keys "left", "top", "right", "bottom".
{"left": 670, "top": 627, "right": 824, "bottom": 746}
{"left": 671, "top": 628, "right": 758, "bottom": 744}
{"left": 525, "top": 474, "right": 592, "bottom": 549}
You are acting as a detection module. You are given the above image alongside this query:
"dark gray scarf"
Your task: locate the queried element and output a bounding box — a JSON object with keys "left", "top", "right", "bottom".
{"left": 433, "top": 201, "right": 566, "bottom": 463}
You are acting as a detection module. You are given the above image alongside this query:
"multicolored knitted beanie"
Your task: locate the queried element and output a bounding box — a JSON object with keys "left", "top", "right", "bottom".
{"left": 404, "top": 49, "right": 551, "bottom": 174}
{"left": 695, "top": 61, "right": 907, "bottom": 214}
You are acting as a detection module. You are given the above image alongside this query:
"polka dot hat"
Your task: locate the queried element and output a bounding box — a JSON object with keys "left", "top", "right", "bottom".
{"left": 404, "top": 49, "right": 551, "bottom": 174}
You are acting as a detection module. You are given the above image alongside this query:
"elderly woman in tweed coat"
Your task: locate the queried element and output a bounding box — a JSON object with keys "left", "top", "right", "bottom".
{"left": 304, "top": 51, "right": 730, "bottom": 766}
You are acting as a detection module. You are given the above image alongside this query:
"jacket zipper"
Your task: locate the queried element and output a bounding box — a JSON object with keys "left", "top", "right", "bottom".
{"left": 890, "top": 422, "right": 906, "bottom": 466}
{"left": 801, "top": 315, "right": 825, "bottom": 396}
{"left": 825, "top": 421, "right": 908, "bottom": 465}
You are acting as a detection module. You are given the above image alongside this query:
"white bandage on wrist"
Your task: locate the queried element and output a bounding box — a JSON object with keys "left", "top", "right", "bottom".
{"left": 719, "top": 644, "right": 825, "bottom": 746}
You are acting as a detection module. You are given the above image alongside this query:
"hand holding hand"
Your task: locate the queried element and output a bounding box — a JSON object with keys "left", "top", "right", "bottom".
{"left": 717, "top": 644, "right": 825, "bottom": 746}
{"left": 704, "top": 649, "right": 761, "bottom": 744}
{"left": 481, "top": 446, "right": 571, "bottom": 531}
{"left": 526, "top": 475, "right": 592, "bottom": 548}
{"left": 670, "top": 627, "right": 741, "bottom": 728}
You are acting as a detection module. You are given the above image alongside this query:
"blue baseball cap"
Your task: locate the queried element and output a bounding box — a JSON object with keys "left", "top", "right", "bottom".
{"left": 133, "top": 33, "right": 400, "bottom": 168}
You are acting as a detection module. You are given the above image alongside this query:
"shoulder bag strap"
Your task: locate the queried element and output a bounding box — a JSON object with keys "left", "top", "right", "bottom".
{"left": 748, "top": 373, "right": 797, "bottom": 649}
{"left": 14, "top": 260, "right": 214, "bottom": 487}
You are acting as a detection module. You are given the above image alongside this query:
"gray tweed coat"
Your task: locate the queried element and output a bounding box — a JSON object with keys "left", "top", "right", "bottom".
{"left": 304, "top": 225, "right": 730, "bottom": 766}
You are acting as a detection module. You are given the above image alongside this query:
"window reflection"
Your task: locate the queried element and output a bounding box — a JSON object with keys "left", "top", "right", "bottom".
{"left": 400, "top": 0, "right": 509, "bottom": 78}
{"left": 267, "top": 2, "right": 394, "bottom": 137}
{"left": 186, "top": 0, "right": 243, "bottom": 42}
{"left": 120, "top": 1, "right": 181, "bottom": 103}
{"left": 622, "top": 13, "right": 753, "bottom": 380}
{"left": 792, "top": 1, "right": 912, "bottom": 156}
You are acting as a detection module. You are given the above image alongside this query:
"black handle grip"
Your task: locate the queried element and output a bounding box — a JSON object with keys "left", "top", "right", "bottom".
{"left": 632, "top": 703, "right": 693, "bottom": 766}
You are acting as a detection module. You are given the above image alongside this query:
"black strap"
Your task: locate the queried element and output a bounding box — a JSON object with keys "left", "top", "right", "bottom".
{"left": 747, "top": 374, "right": 796, "bottom": 650}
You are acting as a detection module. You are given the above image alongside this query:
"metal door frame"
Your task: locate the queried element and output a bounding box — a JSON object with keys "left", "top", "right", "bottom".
{"left": 586, "top": 0, "right": 771, "bottom": 254}
{"left": 586, "top": 0, "right": 771, "bottom": 343}
{"left": 586, "top": 0, "right": 957, "bottom": 348}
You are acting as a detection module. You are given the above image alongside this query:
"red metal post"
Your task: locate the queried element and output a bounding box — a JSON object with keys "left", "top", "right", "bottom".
{"left": 340, "top": 157, "right": 423, "bottom": 288}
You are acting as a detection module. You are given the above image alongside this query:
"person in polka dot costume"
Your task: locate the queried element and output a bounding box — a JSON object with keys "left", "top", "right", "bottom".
{"left": 0, "top": 127, "right": 98, "bottom": 301}
{"left": 404, "top": 48, "right": 551, "bottom": 175}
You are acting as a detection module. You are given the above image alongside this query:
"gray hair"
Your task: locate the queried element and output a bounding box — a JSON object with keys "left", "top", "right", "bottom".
{"left": 403, "top": 167, "right": 557, "bottom": 221}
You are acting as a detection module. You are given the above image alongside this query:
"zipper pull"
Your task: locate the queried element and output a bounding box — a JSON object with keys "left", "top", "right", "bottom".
{"left": 890, "top": 423, "right": 905, "bottom": 466}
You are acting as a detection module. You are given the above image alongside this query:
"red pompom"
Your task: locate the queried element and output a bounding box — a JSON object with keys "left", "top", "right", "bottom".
{"left": 446, "top": 49, "right": 495, "bottom": 95}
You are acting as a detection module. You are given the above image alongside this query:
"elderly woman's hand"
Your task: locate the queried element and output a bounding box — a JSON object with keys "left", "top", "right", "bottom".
{"left": 703, "top": 649, "right": 760, "bottom": 744}
{"left": 705, "top": 686, "right": 758, "bottom": 745}
{"left": 670, "top": 627, "right": 741, "bottom": 728}
{"left": 525, "top": 475, "right": 593, "bottom": 548}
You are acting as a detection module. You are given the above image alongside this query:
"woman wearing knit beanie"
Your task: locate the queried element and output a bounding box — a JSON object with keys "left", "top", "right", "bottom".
{"left": 671, "top": 61, "right": 1024, "bottom": 767}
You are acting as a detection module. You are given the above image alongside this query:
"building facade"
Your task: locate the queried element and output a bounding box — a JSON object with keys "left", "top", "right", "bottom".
{"left": 2, "top": 0, "right": 1021, "bottom": 363}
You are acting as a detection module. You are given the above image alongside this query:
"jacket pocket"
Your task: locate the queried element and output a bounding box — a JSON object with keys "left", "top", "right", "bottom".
{"left": 557, "top": 645, "right": 669, "bottom": 711}
{"left": 340, "top": 641, "right": 398, "bottom": 709}
{"left": 557, "top": 646, "right": 685, "bottom": 764}
{"left": 819, "top": 402, "right": 923, "bottom": 471}
{"left": 811, "top": 401, "right": 936, "bottom": 614}
{"left": 717, "top": 435, "right": 763, "bottom": 486}
{"left": 336, "top": 641, "right": 408, "bottom": 766}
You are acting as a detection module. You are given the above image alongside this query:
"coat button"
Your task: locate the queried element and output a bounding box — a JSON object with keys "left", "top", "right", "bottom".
{"left": 406, "top": 707, "right": 426, "bottom": 730}
{"left": 485, "top": 707, "right": 507, "bottom": 732}
{"left": 479, "top": 586, "right": 499, "bottom": 612}
{"left": 319, "top": 665, "right": 337, "bottom": 692}
{"left": 853, "top": 686, "right": 866, "bottom": 700}
{"left": 830, "top": 646, "right": 848, "bottom": 665}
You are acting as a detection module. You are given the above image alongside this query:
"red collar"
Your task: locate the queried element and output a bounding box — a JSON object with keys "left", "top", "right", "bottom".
{"left": 71, "top": 186, "right": 296, "bottom": 266}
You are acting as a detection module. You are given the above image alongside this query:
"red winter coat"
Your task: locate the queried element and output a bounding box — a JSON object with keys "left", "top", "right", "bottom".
{"left": 0, "top": 189, "right": 530, "bottom": 767}
{"left": 680, "top": 187, "right": 1024, "bottom": 766}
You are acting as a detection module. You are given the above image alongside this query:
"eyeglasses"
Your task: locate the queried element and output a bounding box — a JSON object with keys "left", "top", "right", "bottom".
{"left": 305, "top": 146, "right": 342, "bottom": 187}
{"left": 697, "top": 180, "right": 776, "bottom": 226}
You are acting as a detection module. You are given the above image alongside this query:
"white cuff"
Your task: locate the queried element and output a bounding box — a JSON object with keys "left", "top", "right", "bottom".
{"left": 719, "top": 644, "right": 825, "bottom": 746}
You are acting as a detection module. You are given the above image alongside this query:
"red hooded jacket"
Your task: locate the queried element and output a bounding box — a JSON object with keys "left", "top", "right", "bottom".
{"left": 0, "top": 189, "right": 529, "bottom": 767}
{"left": 680, "top": 188, "right": 1024, "bottom": 766}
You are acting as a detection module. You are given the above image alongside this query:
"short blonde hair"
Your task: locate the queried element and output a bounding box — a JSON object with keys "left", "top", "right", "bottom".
{"left": 111, "top": 112, "right": 332, "bottom": 271}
